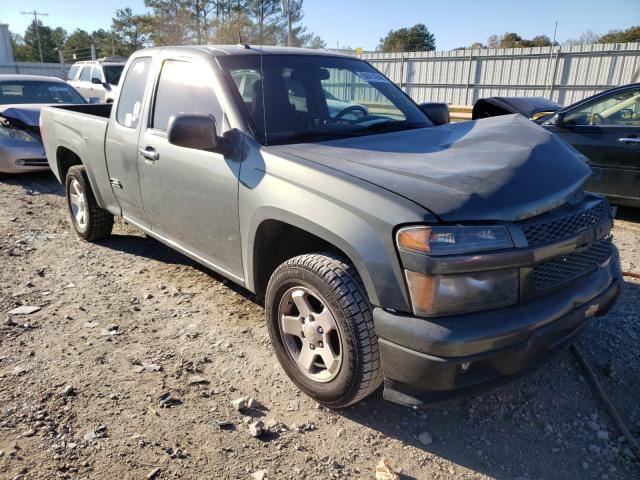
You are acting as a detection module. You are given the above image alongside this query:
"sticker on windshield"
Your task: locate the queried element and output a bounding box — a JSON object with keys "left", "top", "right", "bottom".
{"left": 355, "top": 71, "right": 389, "bottom": 83}
{"left": 48, "top": 86, "right": 69, "bottom": 92}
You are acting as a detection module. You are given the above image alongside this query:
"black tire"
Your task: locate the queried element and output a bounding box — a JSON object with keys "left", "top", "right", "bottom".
{"left": 65, "top": 165, "right": 113, "bottom": 241}
{"left": 265, "top": 253, "right": 383, "bottom": 408}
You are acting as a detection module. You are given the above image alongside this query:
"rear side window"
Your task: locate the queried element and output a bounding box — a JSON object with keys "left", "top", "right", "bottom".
{"left": 152, "top": 60, "right": 223, "bottom": 133}
{"left": 79, "top": 66, "right": 91, "bottom": 82}
{"left": 67, "top": 65, "right": 80, "bottom": 81}
{"left": 103, "top": 65, "right": 124, "bottom": 85}
{"left": 116, "top": 57, "right": 152, "bottom": 129}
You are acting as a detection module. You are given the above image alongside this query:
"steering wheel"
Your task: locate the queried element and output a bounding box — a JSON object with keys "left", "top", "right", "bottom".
{"left": 590, "top": 113, "right": 605, "bottom": 125}
{"left": 333, "top": 105, "right": 368, "bottom": 122}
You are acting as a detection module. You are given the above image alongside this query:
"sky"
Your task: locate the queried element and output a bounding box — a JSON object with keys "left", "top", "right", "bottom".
{"left": 3, "top": 0, "right": 640, "bottom": 51}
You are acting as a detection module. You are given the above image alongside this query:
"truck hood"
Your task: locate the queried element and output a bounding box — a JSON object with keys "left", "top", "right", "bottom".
{"left": 274, "top": 114, "right": 592, "bottom": 222}
{"left": 472, "top": 97, "right": 562, "bottom": 120}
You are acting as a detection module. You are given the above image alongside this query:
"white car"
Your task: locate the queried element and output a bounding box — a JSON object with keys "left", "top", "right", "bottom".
{"left": 66, "top": 57, "right": 127, "bottom": 103}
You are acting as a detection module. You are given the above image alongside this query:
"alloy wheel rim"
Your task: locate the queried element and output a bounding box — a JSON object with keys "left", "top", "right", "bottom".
{"left": 277, "top": 286, "right": 342, "bottom": 383}
{"left": 69, "top": 179, "right": 87, "bottom": 229}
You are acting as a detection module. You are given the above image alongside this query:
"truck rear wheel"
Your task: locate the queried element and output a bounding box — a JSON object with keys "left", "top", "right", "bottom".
{"left": 265, "top": 253, "right": 383, "bottom": 408}
{"left": 65, "top": 165, "right": 113, "bottom": 241}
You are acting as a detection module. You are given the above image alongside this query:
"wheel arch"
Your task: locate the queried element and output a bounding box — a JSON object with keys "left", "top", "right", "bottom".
{"left": 245, "top": 209, "right": 410, "bottom": 311}
{"left": 56, "top": 146, "right": 83, "bottom": 182}
{"left": 55, "top": 145, "right": 109, "bottom": 210}
{"left": 251, "top": 219, "right": 355, "bottom": 296}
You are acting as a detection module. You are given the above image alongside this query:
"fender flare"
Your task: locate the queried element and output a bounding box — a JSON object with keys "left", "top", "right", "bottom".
{"left": 243, "top": 206, "right": 411, "bottom": 311}
{"left": 55, "top": 142, "right": 106, "bottom": 209}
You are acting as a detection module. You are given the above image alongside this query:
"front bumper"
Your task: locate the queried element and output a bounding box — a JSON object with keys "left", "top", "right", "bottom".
{"left": 375, "top": 248, "right": 622, "bottom": 407}
{"left": 0, "top": 142, "right": 49, "bottom": 173}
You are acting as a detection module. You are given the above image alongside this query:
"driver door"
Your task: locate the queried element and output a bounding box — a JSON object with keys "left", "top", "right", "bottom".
{"left": 89, "top": 66, "right": 107, "bottom": 102}
{"left": 137, "top": 57, "right": 243, "bottom": 280}
{"left": 76, "top": 66, "right": 93, "bottom": 100}
{"left": 545, "top": 85, "right": 640, "bottom": 203}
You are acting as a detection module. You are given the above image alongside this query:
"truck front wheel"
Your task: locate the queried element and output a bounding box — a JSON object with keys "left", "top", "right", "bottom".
{"left": 65, "top": 165, "right": 113, "bottom": 241}
{"left": 265, "top": 253, "right": 383, "bottom": 408}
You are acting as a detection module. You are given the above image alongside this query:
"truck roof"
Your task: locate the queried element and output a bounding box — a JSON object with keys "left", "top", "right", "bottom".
{"left": 73, "top": 57, "right": 128, "bottom": 65}
{"left": 136, "top": 45, "right": 353, "bottom": 58}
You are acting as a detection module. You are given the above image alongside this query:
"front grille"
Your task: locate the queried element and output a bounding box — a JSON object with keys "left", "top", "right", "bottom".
{"left": 533, "top": 237, "right": 612, "bottom": 291}
{"left": 521, "top": 200, "right": 610, "bottom": 247}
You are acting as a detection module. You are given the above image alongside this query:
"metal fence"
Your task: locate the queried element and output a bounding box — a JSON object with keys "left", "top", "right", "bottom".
{"left": 3, "top": 42, "right": 640, "bottom": 108}
{"left": 0, "top": 62, "right": 68, "bottom": 78}
{"left": 361, "top": 42, "right": 640, "bottom": 106}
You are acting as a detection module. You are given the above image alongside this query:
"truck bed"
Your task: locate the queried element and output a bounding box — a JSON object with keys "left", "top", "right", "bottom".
{"left": 48, "top": 103, "right": 113, "bottom": 118}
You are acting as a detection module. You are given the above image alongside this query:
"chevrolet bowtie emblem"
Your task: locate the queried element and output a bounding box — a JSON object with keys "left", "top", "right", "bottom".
{"left": 576, "top": 226, "right": 597, "bottom": 252}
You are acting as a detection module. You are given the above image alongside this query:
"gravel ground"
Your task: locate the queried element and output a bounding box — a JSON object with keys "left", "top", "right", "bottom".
{"left": 1, "top": 172, "right": 639, "bottom": 480}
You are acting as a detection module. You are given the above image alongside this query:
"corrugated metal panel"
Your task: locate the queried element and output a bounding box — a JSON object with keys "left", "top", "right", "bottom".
{"left": 4, "top": 43, "right": 640, "bottom": 107}
{"left": 0, "top": 62, "right": 68, "bottom": 78}
{"left": 362, "top": 42, "right": 640, "bottom": 107}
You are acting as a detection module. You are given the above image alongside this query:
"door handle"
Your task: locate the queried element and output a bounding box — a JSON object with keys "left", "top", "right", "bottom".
{"left": 618, "top": 137, "right": 640, "bottom": 144}
{"left": 139, "top": 146, "right": 159, "bottom": 162}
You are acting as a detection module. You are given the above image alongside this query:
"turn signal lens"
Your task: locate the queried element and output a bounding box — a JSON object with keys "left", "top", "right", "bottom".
{"left": 397, "top": 227, "right": 432, "bottom": 254}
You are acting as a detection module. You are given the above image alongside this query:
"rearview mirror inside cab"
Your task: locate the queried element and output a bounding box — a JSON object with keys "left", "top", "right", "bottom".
{"left": 419, "top": 102, "right": 450, "bottom": 126}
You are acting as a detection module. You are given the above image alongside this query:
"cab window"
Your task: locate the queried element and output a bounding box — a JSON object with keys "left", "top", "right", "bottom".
{"left": 283, "top": 68, "right": 308, "bottom": 114}
{"left": 116, "top": 57, "right": 152, "bottom": 129}
{"left": 151, "top": 60, "right": 223, "bottom": 134}
{"left": 79, "top": 66, "right": 91, "bottom": 82}
{"left": 91, "top": 67, "right": 104, "bottom": 83}
{"left": 67, "top": 65, "right": 80, "bottom": 81}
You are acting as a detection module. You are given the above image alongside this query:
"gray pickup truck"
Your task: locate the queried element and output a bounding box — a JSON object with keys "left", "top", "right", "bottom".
{"left": 41, "top": 46, "right": 622, "bottom": 408}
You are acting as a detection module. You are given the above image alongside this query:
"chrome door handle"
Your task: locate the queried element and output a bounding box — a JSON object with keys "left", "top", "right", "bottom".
{"left": 618, "top": 137, "right": 640, "bottom": 144}
{"left": 139, "top": 147, "right": 159, "bottom": 162}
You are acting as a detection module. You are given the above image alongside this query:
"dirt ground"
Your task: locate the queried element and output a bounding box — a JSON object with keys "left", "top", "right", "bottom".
{"left": 1, "top": 172, "right": 639, "bottom": 480}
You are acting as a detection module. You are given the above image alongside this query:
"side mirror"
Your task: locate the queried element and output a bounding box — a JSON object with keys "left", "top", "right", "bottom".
{"left": 89, "top": 97, "right": 101, "bottom": 104}
{"left": 419, "top": 102, "right": 450, "bottom": 126}
{"left": 91, "top": 77, "right": 103, "bottom": 85}
{"left": 554, "top": 112, "right": 566, "bottom": 126}
{"left": 168, "top": 114, "right": 228, "bottom": 154}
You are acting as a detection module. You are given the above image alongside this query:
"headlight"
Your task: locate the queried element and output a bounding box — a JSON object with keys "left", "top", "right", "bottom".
{"left": 397, "top": 225, "right": 513, "bottom": 256}
{"left": 397, "top": 225, "right": 518, "bottom": 316}
{"left": 405, "top": 269, "right": 518, "bottom": 316}
{"left": 0, "top": 125, "right": 39, "bottom": 143}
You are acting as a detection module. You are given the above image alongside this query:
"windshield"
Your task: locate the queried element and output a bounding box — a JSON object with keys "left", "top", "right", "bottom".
{"left": 103, "top": 65, "right": 124, "bottom": 85}
{"left": 0, "top": 81, "right": 86, "bottom": 105}
{"left": 219, "top": 54, "right": 431, "bottom": 145}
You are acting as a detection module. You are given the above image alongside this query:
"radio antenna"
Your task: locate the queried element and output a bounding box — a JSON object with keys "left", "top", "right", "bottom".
{"left": 237, "top": 29, "right": 249, "bottom": 49}
{"left": 259, "top": 0, "right": 267, "bottom": 144}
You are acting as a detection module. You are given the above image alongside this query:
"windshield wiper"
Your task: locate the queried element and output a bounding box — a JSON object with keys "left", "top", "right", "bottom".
{"left": 269, "top": 122, "right": 428, "bottom": 145}
{"left": 356, "top": 120, "right": 426, "bottom": 131}
{"left": 269, "top": 130, "right": 361, "bottom": 145}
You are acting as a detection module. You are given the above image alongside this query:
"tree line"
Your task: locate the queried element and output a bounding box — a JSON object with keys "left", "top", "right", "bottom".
{"left": 11, "top": 6, "right": 640, "bottom": 62}
{"left": 465, "top": 26, "right": 640, "bottom": 50}
{"left": 377, "top": 24, "right": 640, "bottom": 53}
{"left": 11, "top": 0, "right": 326, "bottom": 63}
